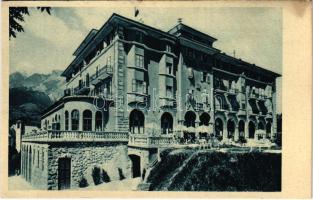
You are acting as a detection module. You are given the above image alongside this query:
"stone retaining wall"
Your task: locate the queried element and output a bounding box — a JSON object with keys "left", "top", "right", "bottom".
{"left": 47, "top": 142, "right": 131, "bottom": 190}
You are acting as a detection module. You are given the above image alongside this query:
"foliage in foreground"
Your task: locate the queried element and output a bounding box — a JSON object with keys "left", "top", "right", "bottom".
{"left": 147, "top": 150, "right": 281, "bottom": 191}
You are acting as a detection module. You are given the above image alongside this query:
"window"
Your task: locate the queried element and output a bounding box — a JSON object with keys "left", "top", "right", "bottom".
{"left": 202, "top": 72, "right": 210, "bottom": 83}
{"left": 166, "top": 62, "right": 173, "bottom": 75}
{"left": 132, "top": 79, "right": 146, "bottom": 94}
{"left": 166, "top": 44, "right": 172, "bottom": 53}
{"left": 95, "top": 111, "right": 102, "bottom": 131}
{"left": 42, "top": 149, "right": 44, "bottom": 171}
{"left": 202, "top": 72, "right": 207, "bottom": 82}
{"left": 106, "top": 56, "right": 112, "bottom": 67}
{"left": 37, "top": 150, "right": 40, "bottom": 168}
{"left": 135, "top": 54, "right": 144, "bottom": 68}
{"left": 242, "top": 103, "right": 246, "bottom": 109}
{"left": 83, "top": 110, "right": 92, "bottom": 131}
{"left": 71, "top": 110, "right": 79, "bottom": 131}
{"left": 86, "top": 74, "right": 89, "bottom": 87}
{"left": 166, "top": 86, "right": 173, "bottom": 98}
{"left": 96, "top": 65, "right": 99, "bottom": 77}
{"left": 65, "top": 111, "right": 69, "bottom": 130}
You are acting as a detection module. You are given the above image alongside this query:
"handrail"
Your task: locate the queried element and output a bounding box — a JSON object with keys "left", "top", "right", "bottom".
{"left": 22, "top": 130, "right": 129, "bottom": 142}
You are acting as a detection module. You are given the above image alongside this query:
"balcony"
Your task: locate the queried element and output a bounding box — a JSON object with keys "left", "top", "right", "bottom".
{"left": 214, "top": 88, "right": 238, "bottom": 96}
{"left": 159, "top": 97, "right": 176, "bottom": 107}
{"left": 127, "top": 93, "right": 149, "bottom": 104}
{"left": 90, "top": 65, "right": 113, "bottom": 86}
{"left": 22, "top": 130, "right": 129, "bottom": 143}
{"left": 74, "top": 84, "right": 90, "bottom": 95}
{"left": 128, "top": 134, "right": 174, "bottom": 148}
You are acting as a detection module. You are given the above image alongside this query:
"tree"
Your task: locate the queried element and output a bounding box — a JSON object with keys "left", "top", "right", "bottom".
{"left": 9, "top": 7, "right": 51, "bottom": 39}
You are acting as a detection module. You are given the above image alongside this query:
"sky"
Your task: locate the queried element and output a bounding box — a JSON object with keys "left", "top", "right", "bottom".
{"left": 9, "top": 7, "right": 282, "bottom": 112}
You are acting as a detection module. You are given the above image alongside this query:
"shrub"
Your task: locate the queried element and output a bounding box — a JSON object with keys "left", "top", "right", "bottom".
{"left": 78, "top": 176, "right": 88, "bottom": 188}
{"left": 92, "top": 166, "right": 102, "bottom": 185}
{"left": 102, "top": 169, "right": 111, "bottom": 183}
{"left": 118, "top": 168, "right": 125, "bottom": 180}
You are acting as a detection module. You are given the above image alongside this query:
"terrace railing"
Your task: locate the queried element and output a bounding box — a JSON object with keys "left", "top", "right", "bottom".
{"left": 22, "top": 130, "right": 129, "bottom": 142}
{"left": 128, "top": 134, "right": 174, "bottom": 148}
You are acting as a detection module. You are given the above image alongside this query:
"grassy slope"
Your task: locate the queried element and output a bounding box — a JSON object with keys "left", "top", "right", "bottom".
{"left": 147, "top": 149, "right": 281, "bottom": 191}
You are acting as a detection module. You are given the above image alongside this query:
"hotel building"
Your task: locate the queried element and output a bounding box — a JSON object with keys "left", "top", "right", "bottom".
{"left": 20, "top": 13, "right": 280, "bottom": 190}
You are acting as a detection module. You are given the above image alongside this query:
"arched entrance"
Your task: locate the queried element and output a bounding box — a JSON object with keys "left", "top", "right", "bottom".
{"left": 199, "top": 112, "right": 210, "bottom": 126}
{"left": 248, "top": 121, "right": 256, "bottom": 138}
{"left": 238, "top": 120, "right": 245, "bottom": 137}
{"left": 184, "top": 111, "right": 196, "bottom": 127}
{"left": 227, "top": 119, "right": 235, "bottom": 139}
{"left": 199, "top": 112, "right": 210, "bottom": 138}
{"left": 129, "top": 155, "right": 141, "bottom": 178}
{"left": 129, "top": 110, "right": 145, "bottom": 134}
{"left": 266, "top": 122, "right": 272, "bottom": 138}
{"left": 161, "top": 112, "right": 173, "bottom": 134}
{"left": 215, "top": 118, "right": 223, "bottom": 137}
{"left": 184, "top": 111, "right": 196, "bottom": 141}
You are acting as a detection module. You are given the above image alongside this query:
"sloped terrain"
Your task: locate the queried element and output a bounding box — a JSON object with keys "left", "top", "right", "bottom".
{"left": 9, "top": 70, "right": 65, "bottom": 126}
{"left": 146, "top": 149, "right": 281, "bottom": 191}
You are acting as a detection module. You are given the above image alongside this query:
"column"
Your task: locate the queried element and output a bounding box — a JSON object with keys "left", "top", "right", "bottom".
{"left": 92, "top": 112, "right": 96, "bottom": 131}
{"left": 271, "top": 88, "right": 277, "bottom": 139}
{"left": 222, "top": 126, "right": 228, "bottom": 141}
{"left": 234, "top": 126, "right": 239, "bottom": 141}
{"left": 244, "top": 120, "right": 249, "bottom": 139}
{"left": 79, "top": 111, "right": 83, "bottom": 131}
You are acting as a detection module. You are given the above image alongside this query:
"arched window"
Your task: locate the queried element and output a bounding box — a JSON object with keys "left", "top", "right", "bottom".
{"left": 95, "top": 111, "right": 102, "bottom": 131}
{"left": 83, "top": 110, "right": 92, "bottom": 131}
{"left": 71, "top": 110, "right": 79, "bottom": 131}
{"left": 161, "top": 112, "right": 173, "bottom": 134}
{"left": 129, "top": 110, "right": 144, "bottom": 134}
{"left": 65, "top": 111, "right": 69, "bottom": 130}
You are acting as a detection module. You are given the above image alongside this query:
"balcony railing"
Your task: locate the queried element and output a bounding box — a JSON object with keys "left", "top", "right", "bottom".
{"left": 22, "top": 130, "right": 129, "bottom": 142}
{"left": 90, "top": 65, "right": 113, "bottom": 84}
{"left": 128, "top": 134, "right": 174, "bottom": 148}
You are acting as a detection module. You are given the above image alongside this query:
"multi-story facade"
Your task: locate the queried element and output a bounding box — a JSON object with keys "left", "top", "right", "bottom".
{"left": 20, "top": 13, "right": 280, "bottom": 190}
